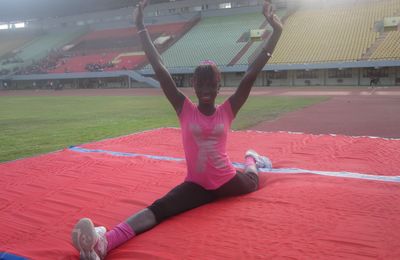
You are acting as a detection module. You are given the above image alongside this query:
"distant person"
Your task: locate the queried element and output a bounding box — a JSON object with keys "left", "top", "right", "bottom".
{"left": 370, "top": 77, "right": 380, "bottom": 87}
{"left": 71, "top": 0, "right": 282, "bottom": 259}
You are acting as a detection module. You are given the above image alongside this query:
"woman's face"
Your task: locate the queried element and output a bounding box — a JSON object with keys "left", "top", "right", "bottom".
{"left": 192, "top": 65, "right": 221, "bottom": 105}
{"left": 194, "top": 78, "right": 220, "bottom": 105}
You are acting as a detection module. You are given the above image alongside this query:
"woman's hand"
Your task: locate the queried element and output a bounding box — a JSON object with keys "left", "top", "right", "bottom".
{"left": 134, "top": 0, "right": 149, "bottom": 29}
{"left": 263, "top": 0, "right": 283, "bottom": 32}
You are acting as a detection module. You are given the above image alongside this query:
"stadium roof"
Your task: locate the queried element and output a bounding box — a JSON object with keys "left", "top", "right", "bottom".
{"left": 0, "top": 0, "right": 170, "bottom": 22}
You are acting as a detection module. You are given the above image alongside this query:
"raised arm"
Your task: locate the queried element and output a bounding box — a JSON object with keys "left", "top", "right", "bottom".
{"left": 135, "top": 0, "right": 185, "bottom": 113}
{"left": 229, "top": 0, "right": 283, "bottom": 116}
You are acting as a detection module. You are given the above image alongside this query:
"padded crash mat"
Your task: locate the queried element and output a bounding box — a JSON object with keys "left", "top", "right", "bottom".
{"left": 1, "top": 128, "right": 399, "bottom": 259}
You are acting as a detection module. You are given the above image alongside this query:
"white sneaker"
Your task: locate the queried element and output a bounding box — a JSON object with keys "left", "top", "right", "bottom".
{"left": 245, "top": 149, "right": 272, "bottom": 169}
{"left": 72, "top": 218, "right": 108, "bottom": 260}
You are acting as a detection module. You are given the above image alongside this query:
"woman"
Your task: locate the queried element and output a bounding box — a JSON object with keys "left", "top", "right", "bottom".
{"left": 72, "top": 0, "right": 282, "bottom": 259}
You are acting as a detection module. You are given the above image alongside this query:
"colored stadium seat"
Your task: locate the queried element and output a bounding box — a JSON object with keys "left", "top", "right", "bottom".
{"left": 269, "top": 0, "right": 400, "bottom": 64}
{"left": 370, "top": 31, "right": 400, "bottom": 60}
{"left": 2, "top": 0, "right": 399, "bottom": 74}
{"left": 0, "top": 31, "right": 37, "bottom": 58}
{"left": 50, "top": 52, "right": 118, "bottom": 73}
{"left": 236, "top": 10, "right": 286, "bottom": 65}
{"left": 153, "top": 12, "right": 267, "bottom": 68}
{"left": 49, "top": 22, "right": 190, "bottom": 72}
{"left": 112, "top": 52, "right": 146, "bottom": 70}
{"left": 0, "top": 28, "right": 87, "bottom": 72}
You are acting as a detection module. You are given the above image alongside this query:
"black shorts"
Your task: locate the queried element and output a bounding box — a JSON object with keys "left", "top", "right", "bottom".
{"left": 148, "top": 171, "right": 259, "bottom": 223}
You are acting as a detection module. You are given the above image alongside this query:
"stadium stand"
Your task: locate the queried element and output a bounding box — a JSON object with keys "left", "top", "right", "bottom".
{"left": 50, "top": 52, "right": 118, "bottom": 73}
{"left": 370, "top": 31, "right": 400, "bottom": 60}
{"left": 0, "top": 28, "right": 87, "bottom": 75}
{"left": 0, "top": 30, "right": 37, "bottom": 58}
{"left": 72, "top": 21, "right": 189, "bottom": 54}
{"left": 268, "top": 0, "right": 400, "bottom": 64}
{"left": 49, "top": 21, "right": 194, "bottom": 73}
{"left": 112, "top": 52, "right": 146, "bottom": 70}
{"left": 0, "top": 31, "right": 38, "bottom": 75}
{"left": 235, "top": 10, "right": 287, "bottom": 66}
{"left": 17, "top": 28, "right": 85, "bottom": 63}
{"left": 152, "top": 12, "right": 267, "bottom": 68}
{"left": 1, "top": 0, "right": 399, "bottom": 87}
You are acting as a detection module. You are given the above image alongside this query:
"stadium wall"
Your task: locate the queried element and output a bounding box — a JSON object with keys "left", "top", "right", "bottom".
{"left": 163, "top": 66, "right": 400, "bottom": 88}
{"left": 1, "top": 66, "right": 400, "bottom": 90}
{"left": 138, "top": 60, "right": 400, "bottom": 87}
{"left": 0, "top": 76, "right": 133, "bottom": 90}
{"left": 325, "top": 69, "right": 361, "bottom": 86}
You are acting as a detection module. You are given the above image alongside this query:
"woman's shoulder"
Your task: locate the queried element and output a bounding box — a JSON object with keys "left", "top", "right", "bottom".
{"left": 179, "top": 96, "right": 196, "bottom": 117}
{"left": 218, "top": 98, "right": 235, "bottom": 119}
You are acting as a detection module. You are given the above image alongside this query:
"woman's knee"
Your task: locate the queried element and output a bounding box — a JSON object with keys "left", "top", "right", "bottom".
{"left": 147, "top": 198, "right": 172, "bottom": 223}
{"left": 215, "top": 172, "right": 259, "bottom": 198}
{"left": 148, "top": 182, "right": 215, "bottom": 223}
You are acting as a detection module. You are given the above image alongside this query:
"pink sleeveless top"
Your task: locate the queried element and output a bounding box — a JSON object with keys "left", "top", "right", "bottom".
{"left": 178, "top": 97, "right": 237, "bottom": 190}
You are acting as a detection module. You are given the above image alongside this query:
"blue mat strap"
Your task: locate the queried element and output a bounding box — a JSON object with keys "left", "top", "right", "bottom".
{"left": 68, "top": 146, "right": 400, "bottom": 183}
{"left": 0, "top": 252, "right": 28, "bottom": 260}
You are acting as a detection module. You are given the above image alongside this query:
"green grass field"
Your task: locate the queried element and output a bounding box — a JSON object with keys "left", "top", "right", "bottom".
{"left": 0, "top": 95, "right": 328, "bottom": 162}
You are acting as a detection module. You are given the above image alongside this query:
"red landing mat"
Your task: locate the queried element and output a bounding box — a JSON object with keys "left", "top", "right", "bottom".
{"left": 1, "top": 128, "right": 399, "bottom": 259}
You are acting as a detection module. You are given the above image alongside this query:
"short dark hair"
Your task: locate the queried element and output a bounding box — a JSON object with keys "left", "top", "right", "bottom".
{"left": 192, "top": 64, "right": 221, "bottom": 87}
